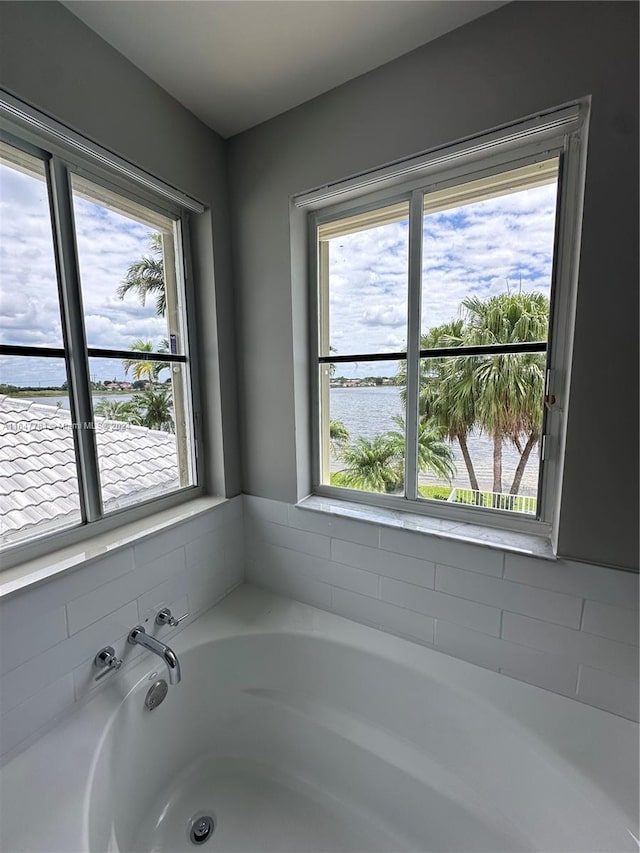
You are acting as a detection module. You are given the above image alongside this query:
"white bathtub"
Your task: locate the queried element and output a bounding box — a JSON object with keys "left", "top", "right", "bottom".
{"left": 1, "top": 585, "right": 638, "bottom": 852}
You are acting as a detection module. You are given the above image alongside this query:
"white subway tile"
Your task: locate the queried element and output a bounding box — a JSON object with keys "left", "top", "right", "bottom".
{"left": 246, "top": 560, "right": 332, "bottom": 610}
{"left": 331, "top": 588, "right": 435, "bottom": 646}
{"left": 185, "top": 530, "right": 226, "bottom": 570}
{"left": 259, "top": 542, "right": 379, "bottom": 597}
{"left": 130, "top": 504, "right": 228, "bottom": 567}
{"left": 244, "top": 495, "right": 289, "bottom": 526}
{"left": 288, "top": 505, "right": 379, "bottom": 547}
{"left": 0, "top": 673, "right": 75, "bottom": 758}
{"left": 504, "top": 554, "right": 639, "bottom": 609}
{"left": 250, "top": 519, "right": 331, "bottom": 559}
{"left": 502, "top": 612, "right": 639, "bottom": 680}
{"left": 186, "top": 560, "right": 239, "bottom": 612}
{"left": 225, "top": 495, "right": 244, "bottom": 523}
{"left": 137, "top": 575, "right": 188, "bottom": 625}
{"left": 224, "top": 536, "right": 245, "bottom": 577}
{"left": 133, "top": 523, "right": 192, "bottom": 567}
{"left": 0, "top": 606, "right": 68, "bottom": 676}
{"left": 435, "top": 564, "right": 583, "bottom": 627}
{"left": 577, "top": 665, "right": 639, "bottom": 721}
{"left": 66, "top": 570, "right": 141, "bottom": 635}
{"left": 331, "top": 539, "right": 435, "bottom": 589}
{"left": 379, "top": 528, "right": 503, "bottom": 577}
{"left": 286, "top": 506, "right": 331, "bottom": 536}
{"left": 0, "top": 601, "right": 139, "bottom": 716}
{"left": 435, "top": 620, "right": 579, "bottom": 696}
{"left": 71, "top": 627, "right": 145, "bottom": 704}
{"left": 0, "top": 549, "right": 135, "bottom": 623}
{"left": 381, "top": 577, "right": 501, "bottom": 636}
{"left": 220, "top": 517, "right": 244, "bottom": 555}
{"left": 66, "top": 544, "right": 190, "bottom": 636}
{"left": 581, "top": 600, "right": 639, "bottom": 646}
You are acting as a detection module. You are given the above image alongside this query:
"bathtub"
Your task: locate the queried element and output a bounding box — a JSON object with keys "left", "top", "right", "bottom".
{"left": 0, "top": 584, "right": 637, "bottom": 852}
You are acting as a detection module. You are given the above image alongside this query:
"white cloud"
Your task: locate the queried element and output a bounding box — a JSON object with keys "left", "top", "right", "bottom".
{"left": 328, "top": 182, "right": 557, "bottom": 375}
{"left": 1, "top": 158, "right": 172, "bottom": 384}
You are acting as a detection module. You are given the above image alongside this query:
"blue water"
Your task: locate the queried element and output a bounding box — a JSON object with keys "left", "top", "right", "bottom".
{"left": 16, "top": 389, "right": 539, "bottom": 494}
{"left": 330, "top": 386, "right": 539, "bottom": 494}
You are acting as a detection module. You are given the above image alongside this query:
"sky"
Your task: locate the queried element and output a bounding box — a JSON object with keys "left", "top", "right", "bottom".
{"left": 0, "top": 155, "right": 172, "bottom": 386}
{"left": 2, "top": 149, "right": 557, "bottom": 387}
{"left": 327, "top": 179, "right": 558, "bottom": 378}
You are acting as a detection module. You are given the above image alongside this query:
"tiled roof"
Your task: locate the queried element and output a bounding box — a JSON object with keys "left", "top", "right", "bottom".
{"left": 0, "top": 395, "right": 179, "bottom": 546}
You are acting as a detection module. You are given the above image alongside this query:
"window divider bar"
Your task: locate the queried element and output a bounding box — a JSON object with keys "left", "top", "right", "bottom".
{"left": 86, "top": 348, "right": 187, "bottom": 363}
{"left": 319, "top": 341, "right": 547, "bottom": 365}
{"left": 0, "top": 345, "right": 66, "bottom": 359}
{"left": 48, "top": 157, "right": 103, "bottom": 523}
{"left": 318, "top": 351, "right": 406, "bottom": 364}
{"left": 420, "top": 341, "right": 547, "bottom": 358}
{"left": 404, "top": 190, "right": 424, "bottom": 502}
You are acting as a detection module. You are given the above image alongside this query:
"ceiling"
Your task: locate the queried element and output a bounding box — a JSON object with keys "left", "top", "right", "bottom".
{"left": 63, "top": 1, "right": 507, "bottom": 138}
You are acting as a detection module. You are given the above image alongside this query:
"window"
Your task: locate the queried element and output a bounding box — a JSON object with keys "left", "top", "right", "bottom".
{"left": 0, "top": 103, "right": 204, "bottom": 558}
{"left": 305, "top": 105, "right": 588, "bottom": 532}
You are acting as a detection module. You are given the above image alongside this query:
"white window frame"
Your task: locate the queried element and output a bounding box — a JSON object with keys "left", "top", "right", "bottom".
{"left": 0, "top": 92, "right": 208, "bottom": 568}
{"left": 300, "top": 101, "right": 590, "bottom": 538}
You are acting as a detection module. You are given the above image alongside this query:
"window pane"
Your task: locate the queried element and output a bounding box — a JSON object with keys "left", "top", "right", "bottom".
{"left": 319, "top": 202, "right": 410, "bottom": 357}
{"left": 89, "top": 357, "right": 195, "bottom": 514}
{"left": 0, "top": 357, "right": 81, "bottom": 546}
{"left": 421, "top": 159, "right": 558, "bottom": 342}
{"left": 0, "top": 142, "right": 63, "bottom": 347}
{"left": 71, "top": 175, "right": 186, "bottom": 356}
{"left": 320, "top": 360, "right": 406, "bottom": 495}
{"left": 416, "top": 352, "right": 545, "bottom": 515}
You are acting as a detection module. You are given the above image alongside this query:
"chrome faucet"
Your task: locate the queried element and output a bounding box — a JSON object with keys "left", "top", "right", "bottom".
{"left": 128, "top": 626, "right": 181, "bottom": 685}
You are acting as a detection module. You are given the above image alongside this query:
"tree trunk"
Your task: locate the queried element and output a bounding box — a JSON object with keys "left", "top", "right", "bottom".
{"left": 457, "top": 433, "right": 480, "bottom": 497}
{"left": 492, "top": 432, "right": 502, "bottom": 501}
{"left": 510, "top": 432, "right": 538, "bottom": 495}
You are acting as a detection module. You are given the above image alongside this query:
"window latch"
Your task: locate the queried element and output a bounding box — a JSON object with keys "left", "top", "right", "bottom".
{"left": 544, "top": 369, "right": 556, "bottom": 410}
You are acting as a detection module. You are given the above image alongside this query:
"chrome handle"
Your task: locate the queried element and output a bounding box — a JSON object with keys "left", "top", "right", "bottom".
{"left": 94, "top": 646, "right": 122, "bottom": 681}
{"left": 156, "top": 607, "right": 190, "bottom": 627}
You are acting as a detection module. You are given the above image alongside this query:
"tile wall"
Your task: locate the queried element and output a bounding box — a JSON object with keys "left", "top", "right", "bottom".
{"left": 245, "top": 496, "right": 639, "bottom": 721}
{"left": 0, "top": 496, "right": 243, "bottom": 762}
{"left": 1, "top": 491, "right": 637, "bottom": 765}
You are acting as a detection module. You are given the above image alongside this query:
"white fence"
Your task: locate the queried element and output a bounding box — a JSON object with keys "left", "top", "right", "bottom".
{"left": 447, "top": 488, "right": 537, "bottom": 515}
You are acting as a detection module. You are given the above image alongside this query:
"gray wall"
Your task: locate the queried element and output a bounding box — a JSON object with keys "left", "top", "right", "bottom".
{"left": 0, "top": 0, "right": 242, "bottom": 497}
{"left": 228, "top": 1, "right": 639, "bottom": 570}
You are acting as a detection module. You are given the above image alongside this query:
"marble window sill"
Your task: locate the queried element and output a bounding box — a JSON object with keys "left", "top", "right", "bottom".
{"left": 297, "top": 495, "right": 556, "bottom": 560}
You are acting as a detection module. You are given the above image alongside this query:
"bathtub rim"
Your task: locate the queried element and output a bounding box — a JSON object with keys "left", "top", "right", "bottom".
{"left": 0, "top": 584, "right": 638, "bottom": 853}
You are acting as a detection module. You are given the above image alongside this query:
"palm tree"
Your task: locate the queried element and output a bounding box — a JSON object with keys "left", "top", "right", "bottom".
{"left": 130, "top": 389, "right": 174, "bottom": 432}
{"left": 329, "top": 418, "right": 349, "bottom": 455}
{"left": 121, "top": 339, "right": 170, "bottom": 385}
{"left": 461, "top": 292, "right": 548, "bottom": 496}
{"left": 396, "top": 291, "right": 548, "bottom": 501}
{"left": 337, "top": 416, "right": 454, "bottom": 495}
{"left": 93, "top": 399, "right": 136, "bottom": 422}
{"left": 385, "top": 416, "right": 456, "bottom": 485}
{"left": 339, "top": 435, "right": 402, "bottom": 493}
{"left": 117, "top": 233, "right": 166, "bottom": 316}
{"left": 398, "top": 320, "right": 481, "bottom": 492}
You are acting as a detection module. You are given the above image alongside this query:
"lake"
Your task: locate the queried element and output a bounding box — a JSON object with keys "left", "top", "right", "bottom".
{"left": 18, "top": 393, "right": 138, "bottom": 409}
{"left": 330, "top": 386, "right": 540, "bottom": 495}
{"left": 16, "top": 388, "right": 540, "bottom": 495}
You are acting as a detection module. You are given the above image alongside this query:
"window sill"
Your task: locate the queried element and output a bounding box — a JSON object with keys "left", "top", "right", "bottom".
{"left": 0, "top": 496, "right": 227, "bottom": 601}
{"left": 297, "top": 495, "right": 556, "bottom": 561}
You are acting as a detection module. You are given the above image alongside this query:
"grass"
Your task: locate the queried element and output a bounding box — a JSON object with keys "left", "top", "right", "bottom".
{"left": 418, "top": 484, "right": 452, "bottom": 500}
{"left": 331, "top": 475, "right": 536, "bottom": 513}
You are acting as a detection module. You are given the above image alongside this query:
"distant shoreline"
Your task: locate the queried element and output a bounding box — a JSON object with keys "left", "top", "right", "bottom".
{"left": 5, "top": 390, "right": 136, "bottom": 398}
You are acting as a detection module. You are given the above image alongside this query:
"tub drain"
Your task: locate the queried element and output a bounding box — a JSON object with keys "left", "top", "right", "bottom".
{"left": 190, "top": 815, "right": 215, "bottom": 845}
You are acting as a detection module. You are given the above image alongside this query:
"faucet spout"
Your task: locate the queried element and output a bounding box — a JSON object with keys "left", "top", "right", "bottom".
{"left": 128, "top": 626, "right": 181, "bottom": 684}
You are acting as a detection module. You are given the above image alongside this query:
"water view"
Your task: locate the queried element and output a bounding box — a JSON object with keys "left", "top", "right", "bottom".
{"left": 330, "top": 386, "right": 540, "bottom": 495}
